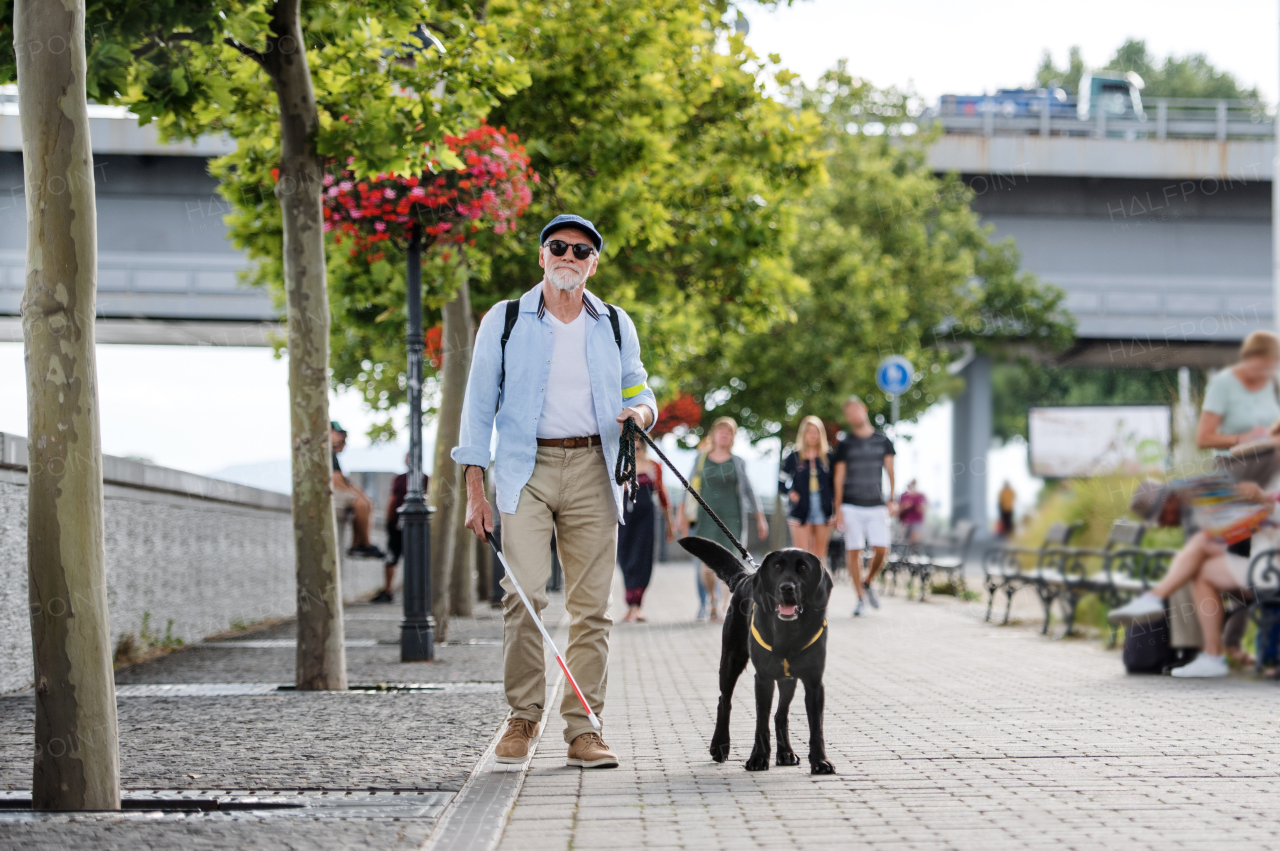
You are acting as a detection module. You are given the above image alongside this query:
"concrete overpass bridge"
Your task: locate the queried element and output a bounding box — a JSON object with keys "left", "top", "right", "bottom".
{"left": 924, "top": 98, "right": 1278, "bottom": 528}
{"left": 0, "top": 89, "right": 1274, "bottom": 530}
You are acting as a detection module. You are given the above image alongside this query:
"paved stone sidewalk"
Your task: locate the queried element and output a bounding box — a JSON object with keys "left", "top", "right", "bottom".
{"left": 498, "top": 560, "right": 1280, "bottom": 851}
{"left": 0, "top": 596, "right": 535, "bottom": 850}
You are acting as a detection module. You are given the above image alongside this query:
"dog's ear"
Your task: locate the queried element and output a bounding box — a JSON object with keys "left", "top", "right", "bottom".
{"left": 679, "top": 536, "right": 750, "bottom": 590}
{"left": 805, "top": 551, "right": 833, "bottom": 607}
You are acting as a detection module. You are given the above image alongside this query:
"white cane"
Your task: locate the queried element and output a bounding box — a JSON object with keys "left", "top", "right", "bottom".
{"left": 486, "top": 531, "right": 602, "bottom": 731}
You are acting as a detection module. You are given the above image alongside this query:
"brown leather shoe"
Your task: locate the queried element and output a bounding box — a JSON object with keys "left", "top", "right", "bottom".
{"left": 494, "top": 719, "right": 540, "bottom": 764}
{"left": 566, "top": 732, "right": 619, "bottom": 769}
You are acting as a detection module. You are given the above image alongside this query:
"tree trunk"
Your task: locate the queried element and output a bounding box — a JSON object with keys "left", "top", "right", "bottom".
{"left": 428, "top": 432, "right": 455, "bottom": 642}
{"left": 450, "top": 498, "right": 475, "bottom": 616}
{"left": 447, "top": 285, "right": 475, "bottom": 618}
{"left": 264, "top": 0, "right": 346, "bottom": 690}
{"left": 16, "top": 0, "right": 121, "bottom": 811}
{"left": 430, "top": 278, "right": 473, "bottom": 633}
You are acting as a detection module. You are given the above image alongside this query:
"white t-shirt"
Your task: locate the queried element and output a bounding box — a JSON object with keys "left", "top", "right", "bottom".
{"left": 536, "top": 310, "right": 598, "bottom": 439}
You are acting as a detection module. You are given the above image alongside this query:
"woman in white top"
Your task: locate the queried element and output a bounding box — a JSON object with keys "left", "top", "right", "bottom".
{"left": 1198, "top": 330, "right": 1280, "bottom": 452}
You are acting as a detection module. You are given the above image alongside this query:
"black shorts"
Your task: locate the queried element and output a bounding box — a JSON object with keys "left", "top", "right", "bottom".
{"left": 1227, "top": 537, "right": 1251, "bottom": 559}
{"left": 385, "top": 525, "right": 403, "bottom": 565}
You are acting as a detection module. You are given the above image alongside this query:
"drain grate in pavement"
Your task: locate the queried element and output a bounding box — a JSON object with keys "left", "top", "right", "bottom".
{"left": 112, "top": 682, "right": 503, "bottom": 697}
{"left": 0, "top": 790, "right": 452, "bottom": 822}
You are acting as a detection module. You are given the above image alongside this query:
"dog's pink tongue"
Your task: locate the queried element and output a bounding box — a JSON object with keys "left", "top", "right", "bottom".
{"left": 778, "top": 604, "right": 797, "bottom": 617}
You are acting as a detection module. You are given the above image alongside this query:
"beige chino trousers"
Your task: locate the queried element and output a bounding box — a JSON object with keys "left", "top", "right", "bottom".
{"left": 500, "top": 444, "right": 617, "bottom": 743}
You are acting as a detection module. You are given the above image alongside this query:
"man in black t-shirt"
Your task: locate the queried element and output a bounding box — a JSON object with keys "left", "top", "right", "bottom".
{"left": 832, "top": 396, "right": 896, "bottom": 617}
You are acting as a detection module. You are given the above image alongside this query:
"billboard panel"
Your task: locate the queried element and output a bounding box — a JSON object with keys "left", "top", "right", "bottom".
{"left": 1028, "top": 405, "right": 1170, "bottom": 478}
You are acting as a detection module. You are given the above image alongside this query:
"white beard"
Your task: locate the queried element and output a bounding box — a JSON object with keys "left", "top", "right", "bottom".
{"left": 548, "top": 264, "right": 585, "bottom": 292}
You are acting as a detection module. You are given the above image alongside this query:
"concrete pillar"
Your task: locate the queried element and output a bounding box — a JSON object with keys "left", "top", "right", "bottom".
{"left": 951, "top": 354, "right": 991, "bottom": 535}
{"left": 1274, "top": 22, "right": 1280, "bottom": 335}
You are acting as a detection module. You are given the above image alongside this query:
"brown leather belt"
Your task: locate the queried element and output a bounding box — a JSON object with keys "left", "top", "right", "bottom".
{"left": 535, "top": 435, "right": 602, "bottom": 448}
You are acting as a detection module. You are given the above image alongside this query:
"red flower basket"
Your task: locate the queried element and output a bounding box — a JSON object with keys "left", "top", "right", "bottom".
{"left": 322, "top": 124, "right": 536, "bottom": 261}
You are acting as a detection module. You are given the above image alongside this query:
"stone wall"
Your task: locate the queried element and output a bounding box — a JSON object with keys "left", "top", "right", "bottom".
{"left": 0, "top": 433, "right": 387, "bottom": 693}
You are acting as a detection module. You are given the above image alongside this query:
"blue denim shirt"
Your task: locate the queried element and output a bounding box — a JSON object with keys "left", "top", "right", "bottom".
{"left": 450, "top": 283, "right": 659, "bottom": 520}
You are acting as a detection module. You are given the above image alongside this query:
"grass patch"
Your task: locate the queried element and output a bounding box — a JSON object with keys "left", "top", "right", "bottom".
{"left": 114, "top": 612, "right": 183, "bottom": 669}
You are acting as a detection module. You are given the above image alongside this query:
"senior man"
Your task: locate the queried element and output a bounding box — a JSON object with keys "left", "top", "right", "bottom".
{"left": 453, "top": 214, "right": 658, "bottom": 769}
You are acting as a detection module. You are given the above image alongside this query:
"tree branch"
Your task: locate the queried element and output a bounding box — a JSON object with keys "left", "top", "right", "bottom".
{"left": 224, "top": 37, "right": 266, "bottom": 66}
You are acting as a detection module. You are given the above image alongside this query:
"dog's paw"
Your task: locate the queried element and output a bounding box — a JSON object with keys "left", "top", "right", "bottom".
{"left": 744, "top": 752, "right": 770, "bottom": 771}
{"left": 776, "top": 749, "right": 800, "bottom": 767}
{"left": 809, "top": 758, "right": 835, "bottom": 775}
{"left": 709, "top": 741, "right": 730, "bottom": 763}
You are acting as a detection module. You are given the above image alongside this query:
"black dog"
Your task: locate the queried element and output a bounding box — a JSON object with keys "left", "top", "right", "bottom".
{"left": 680, "top": 537, "right": 834, "bottom": 774}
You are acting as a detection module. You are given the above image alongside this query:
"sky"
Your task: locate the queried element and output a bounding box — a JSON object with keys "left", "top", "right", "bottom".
{"left": 745, "top": 0, "right": 1278, "bottom": 104}
{"left": 2, "top": 1, "right": 1241, "bottom": 517}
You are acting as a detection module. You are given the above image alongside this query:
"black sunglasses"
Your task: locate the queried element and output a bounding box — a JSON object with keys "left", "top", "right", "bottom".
{"left": 543, "top": 239, "right": 596, "bottom": 260}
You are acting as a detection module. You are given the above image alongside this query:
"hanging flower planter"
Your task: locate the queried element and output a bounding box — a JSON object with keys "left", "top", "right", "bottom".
{"left": 322, "top": 123, "right": 537, "bottom": 262}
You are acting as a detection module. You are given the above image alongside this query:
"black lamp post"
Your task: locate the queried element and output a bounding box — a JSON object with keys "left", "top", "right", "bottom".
{"left": 397, "top": 24, "right": 446, "bottom": 662}
{"left": 400, "top": 221, "right": 434, "bottom": 660}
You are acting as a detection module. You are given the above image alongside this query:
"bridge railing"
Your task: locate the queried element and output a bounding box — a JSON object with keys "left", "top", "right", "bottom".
{"left": 926, "top": 97, "right": 1274, "bottom": 142}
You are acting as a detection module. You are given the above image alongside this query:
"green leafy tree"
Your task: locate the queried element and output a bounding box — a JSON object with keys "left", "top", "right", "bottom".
{"left": 684, "top": 63, "right": 1074, "bottom": 440}
{"left": 991, "top": 365, "right": 1194, "bottom": 443}
{"left": 1036, "top": 39, "right": 1260, "bottom": 101}
{"left": 0, "top": 0, "right": 528, "bottom": 682}
{"left": 1035, "top": 45, "right": 1085, "bottom": 94}
{"left": 325, "top": 0, "right": 824, "bottom": 432}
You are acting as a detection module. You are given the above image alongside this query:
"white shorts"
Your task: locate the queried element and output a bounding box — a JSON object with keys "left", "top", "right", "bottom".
{"left": 1225, "top": 553, "right": 1250, "bottom": 590}
{"left": 841, "top": 504, "right": 890, "bottom": 550}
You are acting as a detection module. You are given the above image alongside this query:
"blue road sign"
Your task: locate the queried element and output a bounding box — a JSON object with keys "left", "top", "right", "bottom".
{"left": 876, "top": 356, "right": 914, "bottom": 396}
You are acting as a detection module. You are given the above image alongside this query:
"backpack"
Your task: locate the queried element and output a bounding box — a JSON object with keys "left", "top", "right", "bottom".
{"left": 498, "top": 298, "right": 622, "bottom": 403}
{"left": 1122, "top": 613, "right": 1176, "bottom": 674}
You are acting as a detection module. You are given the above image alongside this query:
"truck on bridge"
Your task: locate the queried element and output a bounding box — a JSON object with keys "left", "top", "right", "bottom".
{"left": 939, "top": 70, "right": 1145, "bottom": 126}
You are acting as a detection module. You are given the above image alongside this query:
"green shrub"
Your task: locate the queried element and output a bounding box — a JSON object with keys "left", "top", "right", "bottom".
{"left": 1016, "top": 476, "right": 1184, "bottom": 553}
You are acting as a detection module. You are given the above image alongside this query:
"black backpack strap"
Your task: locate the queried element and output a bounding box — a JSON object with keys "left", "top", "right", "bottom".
{"left": 498, "top": 299, "right": 520, "bottom": 405}
{"left": 605, "top": 303, "right": 622, "bottom": 350}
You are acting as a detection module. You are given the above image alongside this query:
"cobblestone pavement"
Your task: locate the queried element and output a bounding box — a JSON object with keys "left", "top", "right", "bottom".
{"left": 0, "top": 597, "right": 518, "bottom": 850}
{"left": 498, "top": 560, "right": 1280, "bottom": 851}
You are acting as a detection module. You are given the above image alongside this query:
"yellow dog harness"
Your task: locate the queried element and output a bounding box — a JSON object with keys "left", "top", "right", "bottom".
{"left": 749, "top": 602, "right": 826, "bottom": 678}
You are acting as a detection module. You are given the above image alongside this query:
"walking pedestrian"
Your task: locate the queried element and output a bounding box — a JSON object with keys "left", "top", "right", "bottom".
{"left": 677, "top": 416, "right": 768, "bottom": 621}
{"left": 832, "top": 396, "right": 896, "bottom": 617}
{"left": 780, "top": 415, "right": 835, "bottom": 560}
{"left": 617, "top": 433, "right": 675, "bottom": 622}
{"left": 454, "top": 214, "right": 659, "bottom": 769}
{"left": 997, "top": 481, "right": 1016, "bottom": 538}
{"left": 375, "top": 454, "right": 429, "bottom": 604}
{"left": 898, "top": 479, "right": 926, "bottom": 544}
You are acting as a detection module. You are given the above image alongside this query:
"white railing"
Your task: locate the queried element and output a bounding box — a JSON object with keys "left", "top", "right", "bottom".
{"left": 927, "top": 98, "right": 1273, "bottom": 142}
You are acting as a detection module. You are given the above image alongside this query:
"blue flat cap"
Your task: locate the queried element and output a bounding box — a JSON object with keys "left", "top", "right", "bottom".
{"left": 540, "top": 214, "right": 604, "bottom": 253}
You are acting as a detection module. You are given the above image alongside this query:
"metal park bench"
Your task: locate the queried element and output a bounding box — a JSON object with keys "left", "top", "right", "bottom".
{"left": 903, "top": 520, "right": 977, "bottom": 601}
{"left": 878, "top": 527, "right": 919, "bottom": 596}
{"left": 1054, "top": 521, "right": 1163, "bottom": 638}
{"left": 1247, "top": 549, "right": 1280, "bottom": 673}
{"left": 983, "top": 521, "right": 1082, "bottom": 629}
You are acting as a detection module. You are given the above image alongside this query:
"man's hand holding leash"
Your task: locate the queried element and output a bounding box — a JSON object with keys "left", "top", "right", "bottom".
{"left": 465, "top": 407, "right": 651, "bottom": 542}
{"left": 616, "top": 405, "right": 653, "bottom": 432}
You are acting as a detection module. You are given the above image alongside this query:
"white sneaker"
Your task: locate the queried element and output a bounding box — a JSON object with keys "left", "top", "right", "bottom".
{"left": 1171, "top": 653, "right": 1229, "bottom": 678}
{"left": 852, "top": 598, "right": 866, "bottom": 617}
{"left": 1107, "top": 592, "right": 1164, "bottom": 626}
{"left": 863, "top": 583, "right": 880, "bottom": 609}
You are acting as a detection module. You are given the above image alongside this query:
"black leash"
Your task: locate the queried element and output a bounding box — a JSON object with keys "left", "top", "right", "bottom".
{"left": 615, "top": 417, "right": 757, "bottom": 568}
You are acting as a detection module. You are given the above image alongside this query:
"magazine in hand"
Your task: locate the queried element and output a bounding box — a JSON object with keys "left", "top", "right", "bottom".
{"left": 1171, "top": 472, "right": 1272, "bottom": 544}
